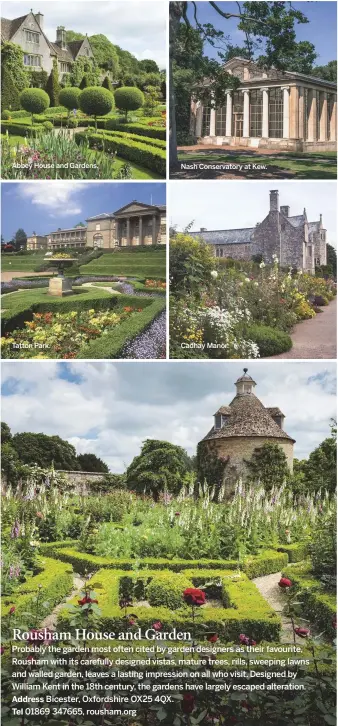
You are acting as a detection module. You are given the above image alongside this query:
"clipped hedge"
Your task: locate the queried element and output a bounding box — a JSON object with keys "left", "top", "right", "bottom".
{"left": 93, "top": 127, "right": 166, "bottom": 149}
{"left": 146, "top": 572, "right": 193, "bottom": 609}
{"left": 75, "top": 130, "right": 166, "bottom": 176}
{"left": 243, "top": 550, "right": 288, "bottom": 579}
{"left": 282, "top": 562, "right": 336, "bottom": 637}
{"left": 276, "top": 542, "right": 309, "bottom": 562}
{"left": 58, "top": 567, "right": 280, "bottom": 642}
{"left": 1, "top": 121, "right": 40, "bottom": 137}
{"left": 78, "top": 296, "right": 165, "bottom": 359}
{"left": 1, "top": 556, "right": 73, "bottom": 629}
{"left": 106, "top": 119, "right": 166, "bottom": 140}
{"left": 246, "top": 324, "right": 292, "bottom": 357}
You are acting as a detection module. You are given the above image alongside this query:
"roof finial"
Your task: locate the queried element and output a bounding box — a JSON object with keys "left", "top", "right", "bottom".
{"left": 243, "top": 367, "right": 248, "bottom": 374}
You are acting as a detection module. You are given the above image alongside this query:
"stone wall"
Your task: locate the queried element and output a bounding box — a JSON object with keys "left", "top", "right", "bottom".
{"left": 56, "top": 470, "right": 107, "bottom": 494}
{"left": 215, "top": 242, "right": 252, "bottom": 260}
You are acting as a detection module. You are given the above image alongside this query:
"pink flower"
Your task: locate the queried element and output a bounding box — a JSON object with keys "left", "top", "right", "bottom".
{"left": 278, "top": 577, "right": 292, "bottom": 588}
{"left": 294, "top": 627, "right": 310, "bottom": 638}
{"left": 152, "top": 621, "right": 163, "bottom": 631}
{"left": 9, "top": 606, "right": 15, "bottom": 615}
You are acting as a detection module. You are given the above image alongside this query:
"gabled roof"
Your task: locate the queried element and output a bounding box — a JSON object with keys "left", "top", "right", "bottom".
{"left": 288, "top": 215, "right": 305, "bottom": 228}
{"left": 191, "top": 228, "right": 254, "bottom": 246}
{"left": 1, "top": 14, "right": 28, "bottom": 41}
{"left": 214, "top": 406, "right": 231, "bottom": 416}
{"left": 266, "top": 407, "right": 285, "bottom": 418}
{"left": 203, "top": 392, "right": 294, "bottom": 443}
{"left": 308, "top": 221, "right": 320, "bottom": 234}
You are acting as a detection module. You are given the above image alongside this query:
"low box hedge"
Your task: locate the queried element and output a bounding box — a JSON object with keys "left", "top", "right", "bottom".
{"left": 1, "top": 120, "right": 40, "bottom": 137}
{"left": 276, "top": 543, "right": 309, "bottom": 562}
{"left": 75, "top": 131, "right": 166, "bottom": 177}
{"left": 105, "top": 119, "right": 166, "bottom": 140}
{"left": 282, "top": 563, "right": 336, "bottom": 636}
{"left": 77, "top": 296, "right": 165, "bottom": 359}
{"left": 58, "top": 567, "right": 280, "bottom": 642}
{"left": 243, "top": 550, "right": 288, "bottom": 579}
{"left": 1, "top": 556, "right": 73, "bottom": 629}
{"left": 96, "top": 127, "right": 166, "bottom": 149}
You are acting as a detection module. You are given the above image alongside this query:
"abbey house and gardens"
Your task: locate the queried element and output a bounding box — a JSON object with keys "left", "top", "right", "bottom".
{"left": 1, "top": 2, "right": 167, "bottom": 180}
{"left": 169, "top": 1, "right": 337, "bottom": 179}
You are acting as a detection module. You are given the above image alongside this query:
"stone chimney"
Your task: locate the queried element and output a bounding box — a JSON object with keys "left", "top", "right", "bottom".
{"left": 319, "top": 213, "right": 323, "bottom": 226}
{"left": 269, "top": 190, "right": 279, "bottom": 212}
{"left": 280, "top": 205, "right": 290, "bottom": 217}
{"left": 56, "top": 26, "right": 67, "bottom": 50}
{"left": 35, "top": 11, "right": 44, "bottom": 28}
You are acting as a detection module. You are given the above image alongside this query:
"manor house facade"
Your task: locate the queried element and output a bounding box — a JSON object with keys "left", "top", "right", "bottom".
{"left": 190, "top": 190, "right": 327, "bottom": 273}
{"left": 191, "top": 57, "right": 337, "bottom": 152}
{"left": 27, "top": 202, "right": 167, "bottom": 250}
{"left": 1, "top": 10, "right": 93, "bottom": 77}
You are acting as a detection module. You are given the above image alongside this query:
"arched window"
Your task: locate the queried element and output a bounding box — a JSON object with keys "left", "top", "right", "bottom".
{"left": 93, "top": 234, "right": 104, "bottom": 248}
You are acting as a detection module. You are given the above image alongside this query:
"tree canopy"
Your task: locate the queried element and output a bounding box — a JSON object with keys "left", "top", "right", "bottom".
{"left": 126, "top": 439, "right": 194, "bottom": 499}
{"left": 246, "top": 442, "right": 289, "bottom": 491}
{"left": 77, "top": 453, "right": 109, "bottom": 473}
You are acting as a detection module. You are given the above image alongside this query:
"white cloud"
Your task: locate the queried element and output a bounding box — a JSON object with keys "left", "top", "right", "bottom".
{"left": 2, "top": 1, "right": 167, "bottom": 68}
{"left": 16, "top": 182, "right": 85, "bottom": 217}
{"left": 1, "top": 362, "right": 336, "bottom": 472}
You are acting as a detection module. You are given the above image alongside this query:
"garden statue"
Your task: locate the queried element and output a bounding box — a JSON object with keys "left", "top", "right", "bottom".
{"left": 45, "top": 253, "right": 76, "bottom": 296}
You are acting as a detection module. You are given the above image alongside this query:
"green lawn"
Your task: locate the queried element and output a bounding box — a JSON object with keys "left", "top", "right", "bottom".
{"left": 173, "top": 150, "right": 337, "bottom": 180}
{"left": 80, "top": 250, "right": 166, "bottom": 278}
{"left": 1, "top": 253, "right": 47, "bottom": 272}
{"left": 1, "top": 286, "right": 113, "bottom": 322}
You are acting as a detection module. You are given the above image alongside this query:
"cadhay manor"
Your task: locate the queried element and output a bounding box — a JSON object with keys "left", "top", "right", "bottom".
{"left": 191, "top": 57, "right": 337, "bottom": 152}
{"left": 27, "top": 202, "right": 167, "bottom": 251}
{"left": 190, "top": 189, "right": 328, "bottom": 273}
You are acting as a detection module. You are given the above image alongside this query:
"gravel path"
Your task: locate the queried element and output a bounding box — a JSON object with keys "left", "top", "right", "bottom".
{"left": 270, "top": 297, "right": 337, "bottom": 359}
{"left": 252, "top": 572, "right": 294, "bottom": 643}
{"left": 40, "top": 574, "right": 85, "bottom": 630}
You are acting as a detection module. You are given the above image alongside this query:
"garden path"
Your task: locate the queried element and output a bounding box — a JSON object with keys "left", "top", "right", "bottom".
{"left": 269, "top": 296, "right": 337, "bottom": 359}
{"left": 40, "top": 574, "right": 85, "bottom": 630}
{"left": 252, "top": 572, "right": 294, "bottom": 642}
{"left": 78, "top": 282, "right": 121, "bottom": 294}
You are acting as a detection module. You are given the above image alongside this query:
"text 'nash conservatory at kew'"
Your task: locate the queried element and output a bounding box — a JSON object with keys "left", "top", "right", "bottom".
{"left": 191, "top": 57, "right": 337, "bottom": 151}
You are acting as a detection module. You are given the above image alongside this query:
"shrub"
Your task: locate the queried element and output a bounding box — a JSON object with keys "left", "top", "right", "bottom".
{"left": 43, "top": 120, "right": 53, "bottom": 131}
{"left": 67, "top": 117, "right": 78, "bottom": 128}
{"left": 1, "top": 121, "right": 40, "bottom": 137}
{"left": 59, "top": 87, "right": 82, "bottom": 118}
{"left": 146, "top": 572, "right": 192, "bottom": 609}
{"left": 94, "top": 128, "right": 165, "bottom": 149}
{"left": 170, "top": 233, "right": 216, "bottom": 298}
{"left": 282, "top": 563, "right": 336, "bottom": 637}
{"left": 276, "top": 543, "right": 309, "bottom": 563}
{"left": 79, "top": 86, "right": 114, "bottom": 129}
{"left": 20, "top": 88, "right": 50, "bottom": 121}
{"left": 80, "top": 74, "right": 89, "bottom": 89}
{"left": 105, "top": 119, "right": 165, "bottom": 140}
{"left": 45, "top": 59, "right": 60, "bottom": 107}
{"left": 75, "top": 131, "right": 165, "bottom": 177}
{"left": 1, "top": 66, "right": 21, "bottom": 112}
{"left": 245, "top": 324, "right": 292, "bottom": 357}
{"left": 102, "top": 75, "right": 113, "bottom": 92}
{"left": 1, "top": 110, "right": 11, "bottom": 120}
{"left": 114, "top": 86, "right": 144, "bottom": 120}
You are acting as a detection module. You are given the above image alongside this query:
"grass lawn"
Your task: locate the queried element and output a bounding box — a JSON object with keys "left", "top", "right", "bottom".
{"left": 81, "top": 250, "right": 166, "bottom": 278}
{"left": 1, "top": 286, "right": 113, "bottom": 322}
{"left": 1, "top": 253, "right": 47, "bottom": 272}
{"left": 173, "top": 150, "right": 337, "bottom": 180}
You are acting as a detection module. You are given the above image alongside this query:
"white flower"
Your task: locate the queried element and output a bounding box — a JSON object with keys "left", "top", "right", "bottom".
{"left": 245, "top": 277, "right": 250, "bottom": 282}
{"left": 210, "top": 270, "right": 218, "bottom": 279}
{"left": 259, "top": 261, "right": 265, "bottom": 269}
{"left": 254, "top": 281, "right": 259, "bottom": 287}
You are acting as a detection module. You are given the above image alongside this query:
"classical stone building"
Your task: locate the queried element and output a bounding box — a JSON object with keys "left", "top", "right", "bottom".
{"left": 190, "top": 189, "right": 327, "bottom": 272}
{"left": 26, "top": 234, "right": 48, "bottom": 251}
{"left": 191, "top": 57, "right": 337, "bottom": 152}
{"left": 1, "top": 10, "right": 93, "bottom": 78}
{"left": 198, "top": 370, "right": 295, "bottom": 494}
{"left": 86, "top": 202, "right": 167, "bottom": 248}
{"left": 47, "top": 226, "right": 87, "bottom": 250}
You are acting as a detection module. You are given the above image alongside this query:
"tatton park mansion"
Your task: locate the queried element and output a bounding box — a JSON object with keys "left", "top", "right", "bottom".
{"left": 191, "top": 190, "right": 327, "bottom": 274}
{"left": 27, "top": 202, "right": 167, "bottom": 251}
{"left": 191, "top": 57, "right": 336, "bottom": 151}
{"left": 1, "top": 10, "right": 93, "bottom": 77}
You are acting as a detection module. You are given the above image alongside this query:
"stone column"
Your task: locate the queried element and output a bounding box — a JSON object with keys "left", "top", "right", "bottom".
{"left": 196, "top": 102, "right": 203, "bottom": 136}
{"left": 307, "top": 89, "right": 317, "bottom": 141}
{"left": 298, "top": 87, "right": 304, "bottom": 140}
{"left": 281, "top": 86, "right": 290, "bottom": 139}
{"left": 126, "top": 218, "right": 130, "bottom": 246}
{"left": 242, "top": 89, "right": 250, "bottom": 137}
{"left": 330, "top": 94, "right": 337, "bottom": 141}
{"left": 152, "top": 215, "right": 157, "bottom": 244}
{"left": 209, "top": 107, "right": 216, "bottom": 136}
{"left": 139, "top": 216, "right": 143, "bottom": 245}
{"left": 319, "top": 91, "right": 328, "bottom": 141}
{"left": 225, "top": 91, "right": 232, "bottom": 136}
{"left": 262, "top": 88, "right": 269, "bottom": 137}
{"left": 289, "top": 86, "right": 299, "bottom": 139}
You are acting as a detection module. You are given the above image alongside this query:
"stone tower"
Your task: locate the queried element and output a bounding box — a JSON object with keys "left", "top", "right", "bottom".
{"left": 197, "top": 369, "right": 295, "bottom": 495}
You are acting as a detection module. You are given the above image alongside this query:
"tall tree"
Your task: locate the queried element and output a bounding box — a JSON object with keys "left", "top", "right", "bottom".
{"left": 327, "top": 244, "right": 337, "bottom": 278}
{"left": 246, "top": 442, "right": 289, "bottom": 491}
{"left": 312, "top": 60, "right": 337, "bottom": 83}
{"left": 77, "top": 453, "right": 109, "bottom": 473}
{"left": 14, "top": 228, "right": 27, "bottom": 250}
{"left": 11, "top": 432, "right": 81, "bottom": 471}
{"left": 126, "top": 439, "right": 193, "bottom": 499}
{"left": 139, "top": 59, "right": 160, "bottom": 73}
{"left": 46, "top": 59, "right": 60, "bottom": 107}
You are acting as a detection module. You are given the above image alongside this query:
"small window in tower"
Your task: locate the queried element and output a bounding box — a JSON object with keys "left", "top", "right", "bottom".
{"left": 214, "top": 414, "right": 222, "bottom": 429}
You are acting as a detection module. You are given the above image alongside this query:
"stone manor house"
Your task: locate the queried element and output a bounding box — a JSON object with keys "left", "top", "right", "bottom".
{"left": 190, "top": 189, "right": 327, "bottom": 273}
{"left": 1, "top": 9, "right": 93, "bottom": 78}
{"left": 198, "top": 369, "right": 295, "bottom": 494}
{"left": 191, "top": 57, "right": 337, "bottom": 152}
{"left": 27, "top": 202, "right": 167, "bottom": 251}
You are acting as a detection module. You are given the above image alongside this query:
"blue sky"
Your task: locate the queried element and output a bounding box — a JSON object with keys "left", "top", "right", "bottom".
{"left": 1, "top": 361, "right": 336, "bottom": 471}
{"left": 186, "top": 1, "right": 337, "bottom": 66}
{"left": 1, "top": 183, "right": 166, "bottom": 240}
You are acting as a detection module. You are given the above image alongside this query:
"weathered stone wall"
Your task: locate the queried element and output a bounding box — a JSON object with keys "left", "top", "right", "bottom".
{"left": 251, "top": 212, "right": 305, "bottom": 269}
{"left": 56, "top": 470, "right": 107, "bottom": 494}
{"left": 214, "top": 243, "right": 252, "bottom": 260}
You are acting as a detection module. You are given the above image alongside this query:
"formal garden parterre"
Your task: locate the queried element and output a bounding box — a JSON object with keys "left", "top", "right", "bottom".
{"left": 1, "top": 457, "right": 336, "bottom": 725}
{"left": 1, "top": 247, "right": 166, "bottom": 359}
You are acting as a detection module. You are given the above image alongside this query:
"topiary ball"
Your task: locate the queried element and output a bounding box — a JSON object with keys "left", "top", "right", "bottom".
{"left": 114, "top": 86, "right": 144, "bottom": 113}
{"left": 79, "top": 86, "right": 114, "bottom": 117}
{"left": 43, "top": 120, "right": 53, "bottom": 131}
{"left": 20, "top": 88, "right": 50, "bottom": 115}
{"left": 59, "top": 87, "right": 82, "bottom": 111}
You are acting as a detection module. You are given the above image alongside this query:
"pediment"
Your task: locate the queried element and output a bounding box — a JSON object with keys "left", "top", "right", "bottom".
{"left": 114, "top": 202, "right": 157, "bottom": 216}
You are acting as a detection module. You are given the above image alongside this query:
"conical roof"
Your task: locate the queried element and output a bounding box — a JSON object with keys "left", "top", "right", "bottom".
{"left": 203, "top": 387, "right": 295, "bottom": 443}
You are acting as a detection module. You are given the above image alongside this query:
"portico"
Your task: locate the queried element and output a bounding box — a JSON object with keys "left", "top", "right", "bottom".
{"left": 191, "top": 58, "right": 337, "bottom": 152}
